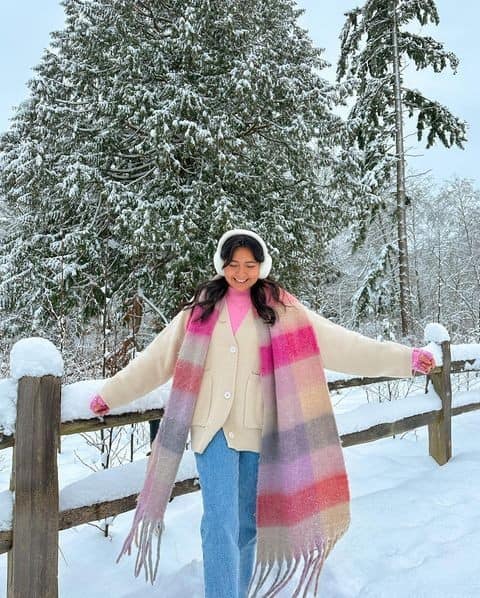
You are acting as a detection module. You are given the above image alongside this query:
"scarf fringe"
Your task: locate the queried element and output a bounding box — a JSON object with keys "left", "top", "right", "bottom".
{"left": 116, "top": 510, "right": 164, "bottom": 585}
{"left": 247, "top": 527, "right": 348, "bottom": 598}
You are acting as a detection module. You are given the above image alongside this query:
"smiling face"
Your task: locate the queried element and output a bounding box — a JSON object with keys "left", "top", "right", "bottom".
{"left": 223, "top": 246, "right": 260, "bottom": 291}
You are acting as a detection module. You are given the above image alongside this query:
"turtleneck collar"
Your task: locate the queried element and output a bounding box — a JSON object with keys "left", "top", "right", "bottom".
{"left": 226, "top": 285, "right": 252, "bottom": 301}
{"left": 225, "top": 285, "right": 252, "bottom": 334}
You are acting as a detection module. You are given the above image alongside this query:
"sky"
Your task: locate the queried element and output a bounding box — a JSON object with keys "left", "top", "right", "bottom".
{"left": 0, "top": 0, "right": 478, "bottom": 186}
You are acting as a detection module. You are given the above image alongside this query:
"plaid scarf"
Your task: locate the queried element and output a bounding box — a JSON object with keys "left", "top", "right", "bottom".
{"left": 116, "top": 289, "right": 351, "bottom": 597}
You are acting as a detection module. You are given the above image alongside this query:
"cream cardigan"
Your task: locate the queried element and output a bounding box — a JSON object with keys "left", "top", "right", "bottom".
{"left": 100, "top": 301, "right": 414, "bottom": 454}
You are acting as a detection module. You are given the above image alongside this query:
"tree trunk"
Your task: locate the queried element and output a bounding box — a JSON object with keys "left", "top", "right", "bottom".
{"left": 409, "top": 185, "right": 423, "bottom": 325}
{"left": 391, "top": 0, "right": 413, "bottom": 338}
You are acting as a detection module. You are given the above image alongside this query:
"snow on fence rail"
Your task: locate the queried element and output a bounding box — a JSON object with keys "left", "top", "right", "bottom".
{"left": 0, "top": 329, "right": 479, "bottom": 597}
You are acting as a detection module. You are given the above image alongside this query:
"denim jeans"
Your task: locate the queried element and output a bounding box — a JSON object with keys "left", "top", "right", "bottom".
{"left": 194, "top": 429, "right": 260, "bottom": 598}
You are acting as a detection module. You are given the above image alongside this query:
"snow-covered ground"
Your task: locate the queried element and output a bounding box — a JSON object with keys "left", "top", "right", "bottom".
{"left": 0, "top": 380, "right": 479, "bottom": 597}
{"left": 1, "top": 335, "right": 479, "bottom": 596}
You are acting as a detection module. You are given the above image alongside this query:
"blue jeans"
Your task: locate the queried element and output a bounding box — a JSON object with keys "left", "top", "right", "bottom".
{"left": 194, "top": 429, "right": 260, "bottom": 598}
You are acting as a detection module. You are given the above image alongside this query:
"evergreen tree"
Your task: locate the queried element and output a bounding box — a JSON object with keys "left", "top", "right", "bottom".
{"left": 352, "top": 240, "right": 397, "bottom": 325}
{"left": 337, "top": 0, "right": 467, "bottom": 337}
{"left": 0, "top": 0, "right": 343, "bottom": 336}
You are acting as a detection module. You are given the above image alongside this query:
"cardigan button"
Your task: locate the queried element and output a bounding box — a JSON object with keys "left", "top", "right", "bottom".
{"left": 228, "top": 431, "right": 235, "bottom": 439}
{"left": 224, "top": 391, "right": 232, "bottom": 399}
{"left": 230, "top": 346, "right": 237, "bottom": 353}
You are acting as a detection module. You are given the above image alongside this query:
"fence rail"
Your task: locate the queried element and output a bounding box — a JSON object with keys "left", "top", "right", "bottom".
{"left": 0, "top": 336, "right": 479, "bottom": 597}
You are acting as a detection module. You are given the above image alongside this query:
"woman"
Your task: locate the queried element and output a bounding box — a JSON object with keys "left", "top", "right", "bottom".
{"left": 90, "top": 229, "right": 435, "bottom": 598}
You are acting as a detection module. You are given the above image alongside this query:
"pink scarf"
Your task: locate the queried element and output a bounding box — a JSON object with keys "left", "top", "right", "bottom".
{"left": 116, "top": 288, "right": 351, "bottom": 596}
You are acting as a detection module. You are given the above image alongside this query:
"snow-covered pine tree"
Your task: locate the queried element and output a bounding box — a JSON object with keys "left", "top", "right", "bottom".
{"left": 0, "top": 195, "right": 6, "bottom": 243}
{"left": 0, "top": 0, "right": 342, "bottom": 336}
{"left": 352, "top": 241, "right": 397, "bottom": 323}
{"left": 336, "top": 0, "right": 467, "bottom": 337}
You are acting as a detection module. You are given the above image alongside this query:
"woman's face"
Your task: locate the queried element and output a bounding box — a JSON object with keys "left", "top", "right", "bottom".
{"left": 223, "top": 246, "right": 260, "bottom": 291}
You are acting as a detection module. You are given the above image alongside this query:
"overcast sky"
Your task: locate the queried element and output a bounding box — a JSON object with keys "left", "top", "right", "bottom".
{"left": 1, "top": 0, "right": 477, "bottom": 186}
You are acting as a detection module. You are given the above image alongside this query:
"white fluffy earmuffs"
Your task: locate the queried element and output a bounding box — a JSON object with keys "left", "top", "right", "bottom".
{"left": 213, "top": 229, "right": 272, "bottom": 279}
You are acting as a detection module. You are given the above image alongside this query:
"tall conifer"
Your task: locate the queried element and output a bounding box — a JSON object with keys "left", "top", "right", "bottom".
{"left": 337, "top": 0, "right": 466, "bottom": 336}
{"left": 1, "top": 0, "right": 341, "bottom": 334}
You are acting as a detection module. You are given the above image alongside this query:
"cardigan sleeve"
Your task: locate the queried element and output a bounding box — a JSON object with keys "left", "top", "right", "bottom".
{"left": 99, "top": 308, "right": 191, "bottom": 409}
{"left": 305, "top": 308, "right": 414, "bottom": 379}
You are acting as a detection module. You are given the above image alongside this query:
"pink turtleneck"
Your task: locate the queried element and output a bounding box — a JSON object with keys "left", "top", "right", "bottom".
{"left": 225, "top": 286, "right": 252, "bottom": 334}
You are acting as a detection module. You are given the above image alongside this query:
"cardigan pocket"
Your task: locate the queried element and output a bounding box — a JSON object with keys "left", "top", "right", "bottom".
{"left": 192, "top": 370, "right": 212, "bottom": 426}
{"left": 244, "top": 372, "right": 263, "bottom": 429}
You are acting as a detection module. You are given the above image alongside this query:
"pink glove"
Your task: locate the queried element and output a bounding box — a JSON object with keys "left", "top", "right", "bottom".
{"left": 89, "top": 394, "right": 110, "bottom": 416}
{"left": 412, "top": 348, "right": 436, "bottom": 374}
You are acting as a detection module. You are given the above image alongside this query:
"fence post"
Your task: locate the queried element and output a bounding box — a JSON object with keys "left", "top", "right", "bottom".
{"left": 7, "top": 339, "right": 63, "bottom": 598}
{"left": 428, "top": 338, "right": 452, "bottom": 465}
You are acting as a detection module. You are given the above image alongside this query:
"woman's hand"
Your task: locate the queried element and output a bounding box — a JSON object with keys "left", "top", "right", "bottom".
{"left": 89, "top": 394, "right": 110, "bottom": 416}
{"left": 412, "top": 348, "right": 436, "bottom": 374}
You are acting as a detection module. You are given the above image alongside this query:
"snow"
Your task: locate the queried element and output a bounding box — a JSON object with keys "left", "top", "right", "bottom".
{"left": 0, "top": 379, "right": 16, "bottom": 435}
{"left": 453, "top": 389, "right": 480, "bottom": 408}
{"left": 60, "top": 460, "right": 148, "bottom": 512}
{"left": 424, "top": 322, "right": 450, "bottom": 343}
{"left": 1, "top": 337, "right": 479, "bottom": 597}
{"left": 0, "top": 379, "right": 479, "bottom": 596}
{"left": 60, "top": 451, "right": 198, "bottom": 512}
{"left": 0, "top": 407, "right": 478, "bottom": 596}
{"left": 337, "top": 389, "right": 442, "bottom": 436}
{"left": 423, "top": 340, "right": 443, "bottom": 366}
{"left": 464, "top": 358, "right": 480, "bottom": 371}
{"left": 61, "top": 379, "right": 172, "bottom": 423}
{"left": 9, "top": 337, "right": 64, "bottom": 380}
{"left": 0, "top": 491, "right": 12, "bottom": 532}
{"left": 419, "top": 341, "right": 480, "bottom": 370}
{"left": 451, "top": 344, "right": 480, "bottom": 363}
{"left": 326, "top": 370, "right": 358, "bottom": 383}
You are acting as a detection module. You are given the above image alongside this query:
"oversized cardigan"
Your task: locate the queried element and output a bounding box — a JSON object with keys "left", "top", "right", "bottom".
{"left": 99, "top": 301, "right": 414, "bottom": 454}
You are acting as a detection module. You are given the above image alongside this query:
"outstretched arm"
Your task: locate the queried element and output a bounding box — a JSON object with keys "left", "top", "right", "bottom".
{"left": 305, "top": 308, "right": 415, "bottom": 379}
{"left": 93, "top": 308, "right": 190, "bottom": 411}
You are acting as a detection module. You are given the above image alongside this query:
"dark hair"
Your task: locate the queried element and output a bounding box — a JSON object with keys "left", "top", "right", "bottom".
{"left": 180, "top": 234, "right": 287, "bottom": 325}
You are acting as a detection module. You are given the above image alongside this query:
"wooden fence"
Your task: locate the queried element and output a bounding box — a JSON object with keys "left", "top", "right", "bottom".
{"left": 0, "top": 336, "right": 479, "bottom": 597}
